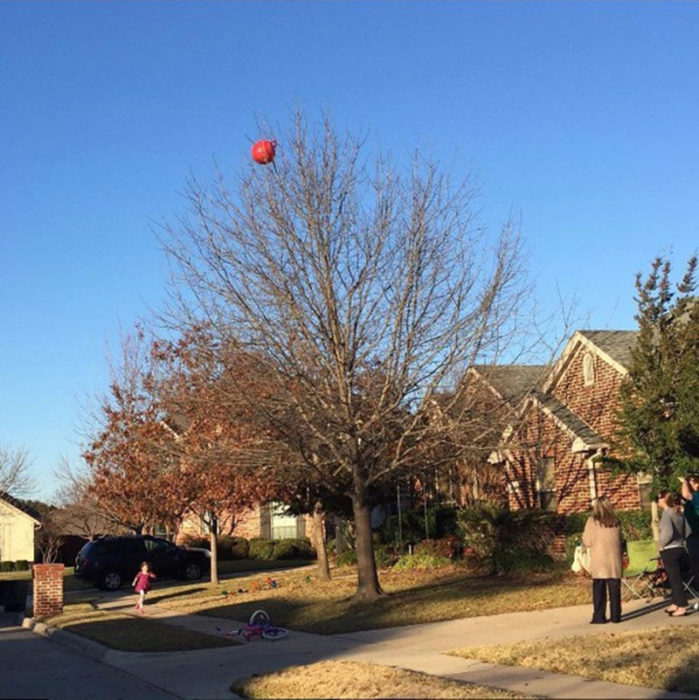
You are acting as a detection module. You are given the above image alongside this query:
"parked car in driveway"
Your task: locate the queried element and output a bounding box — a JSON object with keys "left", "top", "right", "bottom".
{"left": 74, "top": 535, "right": 210, "bottom": 591}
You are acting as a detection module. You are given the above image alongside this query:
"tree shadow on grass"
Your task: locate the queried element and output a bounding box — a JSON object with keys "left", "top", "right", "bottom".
{"left": 664, "top": 657, "right": 699, "bottom": 695}
{"left": 53, "top": 612, "right": 241, "bottom": 652}
{"left": 196, "top": 569, "right": 582, "bottom": 636}
{"left": 148, "top": 585, "right": 209, "bottom": 603}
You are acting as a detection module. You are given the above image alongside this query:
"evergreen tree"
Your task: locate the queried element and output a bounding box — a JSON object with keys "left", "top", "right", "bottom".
{"left": 613, "top": 255, "right": 699, "bottom": 492}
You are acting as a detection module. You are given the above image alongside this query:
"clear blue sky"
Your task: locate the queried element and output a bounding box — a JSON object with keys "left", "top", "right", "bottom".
{"left": 1, "top": 1, "right": 697, "bottom": 501}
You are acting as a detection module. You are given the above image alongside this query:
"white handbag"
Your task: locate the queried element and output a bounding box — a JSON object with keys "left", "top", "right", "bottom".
{"left": 571, "top": 544, "right": 591, "bottom": 573}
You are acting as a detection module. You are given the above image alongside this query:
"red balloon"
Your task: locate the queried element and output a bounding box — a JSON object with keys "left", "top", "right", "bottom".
{"left": 251, "top": 139, "right": 276, "bottom": 165}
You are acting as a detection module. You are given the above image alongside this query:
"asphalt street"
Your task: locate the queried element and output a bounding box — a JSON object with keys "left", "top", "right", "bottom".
{"left": 0, "top": 611, "right": 176, "bottom": 700}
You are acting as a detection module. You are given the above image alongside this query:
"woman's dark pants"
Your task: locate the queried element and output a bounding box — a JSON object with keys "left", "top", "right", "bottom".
{"left": 686, "top": 534, "right": 699, "bottom": 582}
{"left": 592, "top": 578, "right": 621, "bottom": 623}
{"left": 660, "top": 547, "right": 689, "bottom": 607}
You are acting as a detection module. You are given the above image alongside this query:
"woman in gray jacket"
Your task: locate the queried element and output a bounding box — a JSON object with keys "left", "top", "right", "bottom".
{"left": 657, "top": 490, "right": 689, "bottom": 617}
{"left": 582, "top": 496, "right": 623, "bottom": 624}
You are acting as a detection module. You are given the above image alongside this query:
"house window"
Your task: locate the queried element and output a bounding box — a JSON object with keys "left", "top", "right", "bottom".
{"left": 536, "top": 457, "right": 557, "bottom": 511}
{"left": 582, "top": 353, "right": 595, "bottom": 386}
{"left": 269, "top": 503, "right": 300, "bottom": 540}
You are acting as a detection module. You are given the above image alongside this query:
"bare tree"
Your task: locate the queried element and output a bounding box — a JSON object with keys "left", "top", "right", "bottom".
{"left": 162, "top": 111, "right": 531, "bottom": 601}
{"left": 0, "top": 445, "right": 34, "bottom": 498}
{"left": 53, "top": 459, "right": 121, "bottom": 539}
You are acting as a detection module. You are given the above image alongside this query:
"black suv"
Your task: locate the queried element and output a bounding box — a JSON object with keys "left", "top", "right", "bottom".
{"left": 74, "top": 535, "right": 209, "bottom": 591}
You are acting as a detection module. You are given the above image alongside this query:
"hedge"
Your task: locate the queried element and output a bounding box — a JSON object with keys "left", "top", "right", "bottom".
{"left": 271, "top": 538, "right": 315, "bottom": 560}
{"left": 248, "top": 538, "right": 276, "bottom": 560}
{"left": 178, "top": 534, "right": 313, "bottom": 561}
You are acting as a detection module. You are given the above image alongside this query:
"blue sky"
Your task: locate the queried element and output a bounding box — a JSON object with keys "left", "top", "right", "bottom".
{"left": 1, "top": 1, "right": 697, "bottom": 501}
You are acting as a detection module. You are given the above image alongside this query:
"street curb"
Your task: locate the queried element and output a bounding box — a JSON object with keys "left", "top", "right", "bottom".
{"left": 22, "top": 616, "right": 110, "bottom": 662}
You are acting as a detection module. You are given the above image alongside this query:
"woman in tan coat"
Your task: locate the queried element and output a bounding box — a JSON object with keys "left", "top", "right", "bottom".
{"left": 582, "top": 496, "right": 623, "bottom": 624}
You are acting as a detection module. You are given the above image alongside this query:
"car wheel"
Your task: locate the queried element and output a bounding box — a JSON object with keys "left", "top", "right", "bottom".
{"left": 100, "top": 570, "right": 123, "bottom": 591}
{"left": 182, "top": 560, "right": 203, "bottom": 580}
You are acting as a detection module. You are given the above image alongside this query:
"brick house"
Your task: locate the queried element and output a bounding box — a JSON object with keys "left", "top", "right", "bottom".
{"left": 177, "top": 502, "right": 313, "bottom": 543}
{"left": 486, "top": 330, "right": 650, "bottom": 515}
{"left": 447, "top": 364, "right": 548, "bottom": 505}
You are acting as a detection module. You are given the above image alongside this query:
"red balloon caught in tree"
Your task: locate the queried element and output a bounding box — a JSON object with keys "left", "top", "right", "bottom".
{"left": 251, "top": 139, "right": 276, "bottom": 165}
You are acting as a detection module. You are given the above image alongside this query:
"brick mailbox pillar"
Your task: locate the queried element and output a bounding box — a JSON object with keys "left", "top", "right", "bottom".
{"left": 33, "top": 563, "right": 64, "bottom": 619}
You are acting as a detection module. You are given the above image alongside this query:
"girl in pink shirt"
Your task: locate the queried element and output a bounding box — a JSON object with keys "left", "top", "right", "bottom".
{"left": 132, "top": 561, "right": 156, "bottom": 613}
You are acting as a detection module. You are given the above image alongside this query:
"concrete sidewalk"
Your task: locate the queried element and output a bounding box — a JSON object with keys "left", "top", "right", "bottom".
{"left": 25, "top": 593, "right": 699, "bottom": 699}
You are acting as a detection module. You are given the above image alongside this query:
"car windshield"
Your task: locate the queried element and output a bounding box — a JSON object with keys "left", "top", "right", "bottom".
{"left": 78, "top": 541, "right": 98, "bottom": 557}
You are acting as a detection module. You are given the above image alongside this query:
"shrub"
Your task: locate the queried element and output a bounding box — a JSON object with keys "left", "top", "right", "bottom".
{"left": 336, "top": 549, "right": 357, "bottom": 567}
{"left": 248, "top": 538, "right": 275, "bottom": 560}
{"left": 179, "top": 535, "right": 210, "bottom": 550}
{"left": 415, "top": 536, "right": 463, "bottom": 559}
{"left": 618, "top": 510, "right": 653, "bottom": 541}
{"left": 13, "top": 560, "right": 30, "bottom": 571}
{"left": 215, "top": 536, "right": 234, "bottom": 560}
{"left": 0, "top": 561, "right": 14, "bottom": 572}
{"left": 334, "top": 545, "right": 398, "bottom": 568}
{"left": 379, "top": 505, "right": 459, "bottom": 546}
{"left": 457, "top": 505, "right": 562, "bottom": 574}
{"left": 562, "top": 512, "right": 588, "bottom": 536}
{"left": 393, "top": 553, "right": 452, "bottom": 571}
{"left": 456, "top": 504, "right": 499, "bottom": 559}
{"left": 229, "top": 537, "right": 250, "bottom": 560}
{"left": 271, "top": 538, "right": 315, "bottom": 560}
{"left": 374, "top": 544, "right": 399, "bottom": 568}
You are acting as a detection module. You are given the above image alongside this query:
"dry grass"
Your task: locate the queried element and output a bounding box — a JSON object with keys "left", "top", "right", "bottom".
{"left": 451, "top": 626, "right": 699, "bottom": 694}
{"left": 0, "top": 567, "right": 94, "bottom": 591}
{"left": 231, "top": 660, "right": 530, "bottom": 698}
{"left": 150, "top": 566, "right": 589, "bottom": 634}
{"left": 45, "top": 602, "right": 240, "bottom": 652}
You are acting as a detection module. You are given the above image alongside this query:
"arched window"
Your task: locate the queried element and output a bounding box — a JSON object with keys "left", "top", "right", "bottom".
{"left": 582, "top": 352, "right": 595, "bottom": 386}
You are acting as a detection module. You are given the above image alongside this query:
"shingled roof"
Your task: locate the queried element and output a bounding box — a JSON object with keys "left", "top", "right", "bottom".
{"left": 471, "top": 365, "right": 548, "bottom": 405}
{"left": 534, "top": 392, "right": 607, "bottom": 451}
{"left": 578, "top": 330, "right": 638, "bottom": 369}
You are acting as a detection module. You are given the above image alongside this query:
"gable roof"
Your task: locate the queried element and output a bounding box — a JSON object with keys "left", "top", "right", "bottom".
{"left": 533, "top": 392, "right": 608, "bottom": 452}
{"left": 496, "top": 390, "right": 608, "bottom": 458}
{"left": 0, "top": 494, "right": 41, "bottom": 525}
{"left": 469, "top": 365, "right": 548, "bottom": 405}
{"left": 578, "top": 330, "right": 638, "bottom": 369}
{"left": 542, "top": 329, "right": 637, "bottom": 393}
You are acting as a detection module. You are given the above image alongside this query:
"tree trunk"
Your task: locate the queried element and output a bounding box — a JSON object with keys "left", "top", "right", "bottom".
{"left": 312, "top": 502, "right": 331, "bottom": 581}
{"left": 209, "top": 515, "right": 219, "bottom": 586}
{"left": 351, "top": 495, "right": 383, "bottom": 602}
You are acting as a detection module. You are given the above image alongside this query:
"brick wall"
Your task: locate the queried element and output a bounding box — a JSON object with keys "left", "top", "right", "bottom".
{"left": 177, "top": 505, "right": 263, "bottom": 542}
{"left": 32, "top": 563, "right": 64, "bottom": 619}
{"left": 505, "top": 391, "right": 641, "bottom": 514}
{"left": 177, "top": 506, "right": 316, "bottom": 544}
{"left": 550, "top": 343, "right": 625, "bottom": 441}
{"left": 505, "top": 404, "right": 592, "bottom": 513}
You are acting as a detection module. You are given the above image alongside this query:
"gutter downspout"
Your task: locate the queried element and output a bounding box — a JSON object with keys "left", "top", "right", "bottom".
{"left": 587, "top": 450, "right": 600, "bottom": 502}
